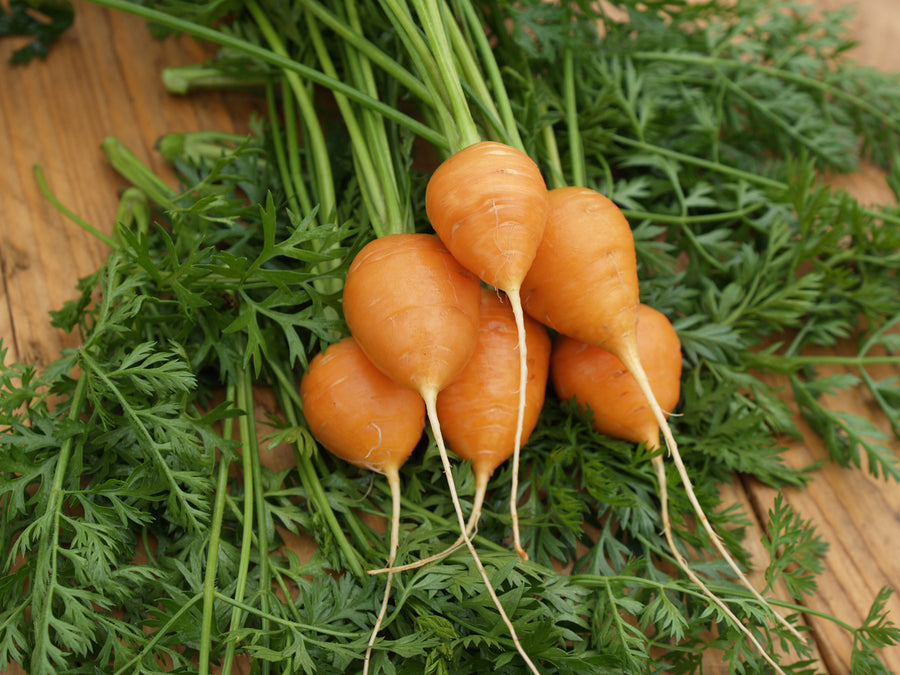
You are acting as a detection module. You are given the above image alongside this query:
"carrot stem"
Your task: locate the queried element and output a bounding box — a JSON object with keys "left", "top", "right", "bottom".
{"left": 265, "top": 81, "right": 306, "bottom": 218}
{"left": 297, "top": 0, "right": 434, "bottom": 105}
{"left": 198, "top": 384, "right": 237, "bottom": 675}
{"left": 305, "top": 10, "right": 391, "bottom": 231}
{"left": 412, "top": 0, "right": 481, "bottom": 150}
{"left": 452, "top": 0, "right": 523, "bottom": 149}
{"left": 247, "top": 0, "right": 335, "bottom": 222}
{"left": 220, "top": 369, "right": 259, "bottom": 675}
{"left": 34, "top": 164, "right": 120, "bottom": 249}
{"left": 423, "top": 389, "right": 540, "bottom": 675}
{"left": 562, "top": 50, "right": 586, "bottom": 188}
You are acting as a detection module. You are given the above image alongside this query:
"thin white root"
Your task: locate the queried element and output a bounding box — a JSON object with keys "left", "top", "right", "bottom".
{"left": 652, "top": 455, "right": 787, "bottom": 675}
{"left": 369, "top": 472, "right": 486, "bottom": 576}
{"left": 424, "top": 390, "right": 541, "bottom": 675}
{"left": 654, "top": 405, "right": 803, "bottom": 640}
{"left": 508, "top": 289, "right": 530, "bottom": 561}
{"left": 621, "top": 344, "right": 804, "bottom": 649}
{"left": 363, "top": 467, "right": 402, "bottom": 674}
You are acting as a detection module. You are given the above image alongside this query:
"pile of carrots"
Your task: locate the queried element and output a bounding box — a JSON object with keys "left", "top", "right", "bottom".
{"left": 299, "top": 141, "right": 797, "bottom": 673}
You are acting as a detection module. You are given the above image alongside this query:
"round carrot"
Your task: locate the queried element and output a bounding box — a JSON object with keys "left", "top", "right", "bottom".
{"left": 425, "top": 142, "right": 548, "bottom": 296}
{"left": 299, "top": 336, "right": 425, "bottom": 673}
{"left": 550, "top": 305, "right": 798, "bottom": 670}
{"left": 426, "top": 140, "right": 549, "bottom": 559}
{"left": 550, "top": 304, "right": 681, "bottom": 448}
{"left": 439, "top": 288, "right": 551, "bottom": 536}
{"left": 342, "top": 232, "right": 541, "bottom": 674}
{"left": 342, "top": 233, "right": 481, "bottom": 397}
{"left": 521, "top": 187, "right": 639, "bottom": 355}
{"left": 522, "top": 189, "right": 799, "bottom": 668}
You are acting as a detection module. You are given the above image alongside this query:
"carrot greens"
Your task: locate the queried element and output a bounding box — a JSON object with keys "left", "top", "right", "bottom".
{"left": 3, "top": 0, "right": 900, "bottom": 672}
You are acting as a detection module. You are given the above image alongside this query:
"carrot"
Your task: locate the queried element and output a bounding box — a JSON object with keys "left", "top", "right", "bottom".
{"left": 373, "top": 287, "right": 551, "bottom": 574}
{"left": 551, "top": 305, "right": 795, "bottom": 669}
{"left": 550, "top": 304, "right": 682, "bottom": 449}
{"left": 426, "top": 140, "right": 549, "bottom": 559}
{"left": 439, "top": 288, "right": 551, "bottom": 535}
{"left": 299, "top": 336, "right": 425, "bottom": 673}
{"left": 342, "top": 232, "right": 541, "bottom": 674}
{"left": 521, "top": 188, "right": 800, "bottom": 668}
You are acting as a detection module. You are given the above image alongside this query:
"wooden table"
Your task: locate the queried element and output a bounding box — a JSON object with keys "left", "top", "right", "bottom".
{"left": 1, "top": 1, "right": 898, "bottom": 672}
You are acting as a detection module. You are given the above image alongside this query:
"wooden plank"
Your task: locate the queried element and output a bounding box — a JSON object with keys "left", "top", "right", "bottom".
{"left": 0, "top": 0, "right": 254, "bottom": 367}
{"left": 747, "top": 344, "right": 900, "bottom": 672}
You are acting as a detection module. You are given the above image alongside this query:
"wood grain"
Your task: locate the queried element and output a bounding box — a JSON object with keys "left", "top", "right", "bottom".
{"left": 1, "top": 1, "right": 899, "bottom": 673}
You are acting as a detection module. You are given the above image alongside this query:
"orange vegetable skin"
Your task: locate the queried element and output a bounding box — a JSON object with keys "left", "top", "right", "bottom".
{"left": 437, "top": 288, "right": 551, "bottom": 530}
{"left": 550, "top": 304, "right": 681, "bottom": 449}
{"left": 300, "top": 336, "right": 425, "bottom": 474}
{"left": 521, "top": 186, "right": 639, "bottom": 353}
{"left": 342, "top": 233, "right": 481, "bottom": 399}
{"left": 343, "top": 233, "right": 540, "bottom": 675}
{"left": 425, "top": 141, "right": 549, "bottom": 295}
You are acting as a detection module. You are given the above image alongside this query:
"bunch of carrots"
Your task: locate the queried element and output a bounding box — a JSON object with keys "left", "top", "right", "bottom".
{"left": 299, "top": 141, "right": 800, "bottom": 673}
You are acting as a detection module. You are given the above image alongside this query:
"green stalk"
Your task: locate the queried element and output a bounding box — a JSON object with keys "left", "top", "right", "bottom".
{"left": 563, "top": 49, "right": 586, "bottom": 188}
{"left": 374, "top": 0, "right": 459, "bottom": 151}
{"left": 541, "top": 110, "right": 567, "bottom": 190}
{"left": 305, "top": 10, "right": 391, "bottom": 230}
{"left": 198, "top": 384, "right": 238, "bottom": 675}
{"left": 341, "top": 0, "right": 412, "bottom": 234}
{"left": 441, "top": 1, "right": 502, "bottom": 139}
{"left": 411, "top": 0, "right": 481, "bottom": 151}
{"left": 246, "top": 0, "right": 335, "bottom": 223}
{"left": 377, "top": 0, "right": 451, "bottom": 109}
{"left": 34, "top": 165, "right": 119, "bottom": 249}
{"left": 101, "top": 136, "right": 179, "bottom": 209}
{"left": 240, "top": 365, "right": 273, "bottom": 675}
{"left": 29, "top": 373, "right": 89, "bottom": 673}
{"left": 87, "top": 0, "right": 446, "bottom": 151}
{"left": 297, "top": 0, "right": 433, "bottom": 105}
{"left": 265, "top": 81, "right": 305, "bottom": 218}
{"left": 280, "top": 76, "right": 315, "bottom": 218}
{"left": 454, "top": 0, "right": 523, "bottom": 149}
{"left": 161, "top": 63, "right": 269, "bottom": 94}
{"left": 220, "top": 370, "right": 259, "bottom": 675}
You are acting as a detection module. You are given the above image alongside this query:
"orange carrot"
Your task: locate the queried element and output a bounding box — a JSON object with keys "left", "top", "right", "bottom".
{"left": 440, "top": 288, "right": 551, "bottom": 535}
{"left": 426, "top": 140, "right": 549, "bottom": 559}
{"left": 342, "top": 233, "right": 541, "bottom": 674}
{"left": 342, "top": 233, "right": 481, "bottom": 397}
{"left": 522, "top": 188, "right": 799, "bottom": 668}
{"left": 551, "top": 305, "right": 794, "bottom": 666}
{"left": 374, "top": 288, "right": 551, "bottom": 574}
{"left": 550, "top": 304, "right": 681, "bottom": 449}
{"left": 299, "top": 336, "right": 425, "bottom": 673}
